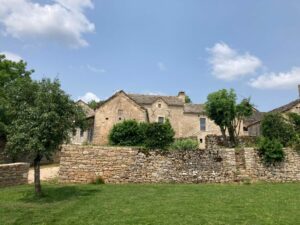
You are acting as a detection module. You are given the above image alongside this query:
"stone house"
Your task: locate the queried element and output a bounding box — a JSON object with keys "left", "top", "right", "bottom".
{"left": 75, "top": 90, "right": 246, "bottom": 148}
{"left": 246, "top": 85, "right": 300, "bottom": 136}
{"left": 71, "top": 100, "right": 95, "bottom": 144}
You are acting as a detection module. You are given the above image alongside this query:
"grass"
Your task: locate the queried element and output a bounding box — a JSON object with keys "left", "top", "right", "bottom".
{"left": 0, "top": 183, "right": 299, "bottom": 225}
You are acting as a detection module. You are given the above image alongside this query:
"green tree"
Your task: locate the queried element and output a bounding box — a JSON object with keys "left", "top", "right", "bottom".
{"left": 205, "top": 89, "right": 253, "bottom": 147}
{"left": 185, "top": 95, "right": 192, "bottom": 103}
{"left": 88, "top": 100, "right": 98, "bottom": 110}
{"left": 261, "top": 113, "right": 295, "bottom": 147}
{"left": 0, "top": 55, "right": 33, "bottom": 138}
{"left": 5, "top": 78, "right": 86, "bottom": 195}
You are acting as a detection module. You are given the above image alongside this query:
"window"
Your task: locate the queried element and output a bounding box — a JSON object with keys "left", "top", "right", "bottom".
{"left": 200, "top": 118, "right": 206, "bottom": 131}
{"left": 158, "top": 103, "right": 161, "bottom": 108}
{"left": 199, "top": 138, "right": 203, "bottom": 143}
{"left": 158, "top": 117, "right": 165, "bottom": 124}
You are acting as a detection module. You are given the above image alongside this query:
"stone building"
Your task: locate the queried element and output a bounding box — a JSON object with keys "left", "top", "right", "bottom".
{"left": 70, "top": 100, "right": 95, "bottom": 144}
{"left": 75, "top": 90, "right": 245, "bottom": 148}
{"left": 246, "top": 85, "right": 300, "bottom": 136}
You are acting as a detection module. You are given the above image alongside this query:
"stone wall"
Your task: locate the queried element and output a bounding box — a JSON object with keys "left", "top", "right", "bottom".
{"left": 0, "top": 163, "right": 29, "bottom": 187}
{"left": 59, "top": 145, "right": 236, "bottom": 184}
{"left": 59, "top": 145, "right": 300, "bottom": 184}
{"left": 244, "top": 148, "right": 300, "bottom": 182}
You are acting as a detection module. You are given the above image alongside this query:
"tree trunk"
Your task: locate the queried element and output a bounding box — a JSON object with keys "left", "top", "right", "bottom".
{"left": 228, "top": 126, "right": 236, "bottom": 147}
{"left": 33, "top": 154, "right": 43, "bottom": 195}
{"left": 220, "top": 127, "right": 228, "bottom": 147}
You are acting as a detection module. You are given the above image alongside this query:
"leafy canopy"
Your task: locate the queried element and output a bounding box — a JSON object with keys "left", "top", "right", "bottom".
{"left": 261, "top": 113, "right": 295, "bottom": 147}
{"left": 5, "top": 78, "right": 87, "bottom": 160}
{"left": 205, "top": 89, "right": 253, "bottom": 146}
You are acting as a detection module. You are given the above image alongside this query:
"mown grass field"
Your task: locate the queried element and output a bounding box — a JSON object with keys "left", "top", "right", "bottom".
{"left": 0, "top": 183, "right": 299, "bottom": 225}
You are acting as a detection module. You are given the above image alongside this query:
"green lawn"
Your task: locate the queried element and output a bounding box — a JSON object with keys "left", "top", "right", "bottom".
{"left": 0, "top": 183, "right": 299, "bottom": 225}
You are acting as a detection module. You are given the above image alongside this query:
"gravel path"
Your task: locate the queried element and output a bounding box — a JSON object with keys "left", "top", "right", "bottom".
{"left": 28, "top": 165, "right": 59, "bottom": 183}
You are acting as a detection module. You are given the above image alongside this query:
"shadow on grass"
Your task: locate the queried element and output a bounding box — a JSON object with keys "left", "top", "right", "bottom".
{"left": 20, "top": 185, "right": 100, "bottom": 204}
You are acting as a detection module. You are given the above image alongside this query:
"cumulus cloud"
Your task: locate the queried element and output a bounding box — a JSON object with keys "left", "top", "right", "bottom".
{"left": 0, "top": 51, "right": 22, "bottom": 61}
{"left": 207, "top": 42, "right": 262, "bottom": 81}
{"left": 249, "top": 67, "right": 300, "bottom": 89}
{"left": 0, "top": 0, "right": 95, "bottom": 48}
{"left": 79, "top": 92, "right": 100, "bottom": 103}
{"left": 157, "top": 62, "right": 167, "bottom": 71}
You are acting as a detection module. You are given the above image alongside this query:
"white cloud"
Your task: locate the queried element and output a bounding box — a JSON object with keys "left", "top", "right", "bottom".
{"left": 207, "top": 42, "right": 262, "bottom": 81}
{"left": 79, "top": 92, "right": 100, "bottom": 103}
{"left": 157, "top": 62, "right": 167, "bottom": 71}
{"left": 0, "top": 0, "right": 95, "bottom": 48}
{"left": 86, "top": 64, "right": 106, "bottom": 73}
{"left": 0, "top": 51, "right": 22, "bottom": 61}
{"left": 249, "top": 67, "right": 300, "bottom": 89}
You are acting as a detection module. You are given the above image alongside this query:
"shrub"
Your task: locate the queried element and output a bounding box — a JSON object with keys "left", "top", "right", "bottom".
{"left": 170, "top": 139, "right": 198, "bottom": 151}
{"left": 291, "top": 135, "right": 300, "bottom": 153}
{"left": 257, "top": 137, "right": 284, "bottom": 163}
{"left": 109, "top": 120, "right": 145, "bottom": 146}
{"left": 261, "top": 113, "right": 295, "bottom": 146}
{"left": 144, "top": 119, "right": 175, "bottom": 150}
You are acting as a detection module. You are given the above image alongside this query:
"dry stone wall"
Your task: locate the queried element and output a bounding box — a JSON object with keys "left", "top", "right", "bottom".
{"left": 59, "top": 145, "right": 236, "bottom": 184}
{"left": 244, "top": 148, "right": 300, "bottom": 182}
{"left": 59, "top": 145, "right": 300, "bottom": 184}
{"left": 0, "top": 163, "right": 29, "bottom": 187}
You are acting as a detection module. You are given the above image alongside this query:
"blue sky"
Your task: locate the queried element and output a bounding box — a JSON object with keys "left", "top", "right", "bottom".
{"left": 1, "top": 0, "right": 300, "bottom": 111}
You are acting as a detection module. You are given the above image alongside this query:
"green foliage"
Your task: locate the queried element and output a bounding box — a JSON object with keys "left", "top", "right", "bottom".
{"left": 205, "top": 89, "right": 253, "bottom": 147}
{"left": 170, "top": 139, "right": 198, "bottom": 151}
{"left": 109, "top": 119, "right": 175, "bottom": 150}
{"left": 287, "top": 112, "right": 300, "bottom": 133}
{"left": 291, "top": 135, "right": 300, "bottom": 153}
{"left": 185, "top": 95, "right": 192, "bottom": 103}
{"left": 5, "top": 78, "right": 87, "bottom": 160}
{"left": 143, "top": 119, "right": 175, "bottom": 150}
{"left": 257, "top": 137, "right": 284, "bottom": 163}
{"left": 87, "top": 100, "right": 98, "bottom": 110}
{"left": 109, "top": 120, "right": 145, "bottom": 146}
{"left": 0, "top": 55, "right": 33, "bottom": 137}
{"left": 261, "top": 113, "right": 295, "bottom": 147}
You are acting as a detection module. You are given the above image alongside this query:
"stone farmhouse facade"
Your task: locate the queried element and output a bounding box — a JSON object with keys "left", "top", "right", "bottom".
{"left": 246, "top": 85, "right": 300, "bottom": 136}
{"left": 72, "top": 91, "right": 245, "bottom": 148}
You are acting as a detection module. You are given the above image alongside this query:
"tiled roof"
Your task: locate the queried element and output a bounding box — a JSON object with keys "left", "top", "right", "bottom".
{"left": 269, "top": 99, "right": 300, "bottom": 113}
{"left": 244, "top": 110, "right": 266, "bottom": 127}
{"left": 128, "top": 94, "right": 184, "bottom": 106}
{"left": 183, "top": 104, "right": 205, "bottom": 114}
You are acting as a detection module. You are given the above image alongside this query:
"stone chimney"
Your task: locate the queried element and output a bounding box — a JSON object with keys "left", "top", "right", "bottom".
{"left": 298, "top": 84, "right": 300, "bottom": 98}
{"left": 178, "top": 91, "right": 186, "bottom": 103}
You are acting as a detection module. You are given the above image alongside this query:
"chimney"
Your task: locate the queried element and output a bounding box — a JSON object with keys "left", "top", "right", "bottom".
{"left": 178, "top": 91, "right": 186, "bottom": 103}
{"left": 298, "top": 84, "right": 300, "bottom": 98}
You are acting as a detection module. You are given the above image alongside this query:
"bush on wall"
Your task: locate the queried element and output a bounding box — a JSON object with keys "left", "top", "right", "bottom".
{"left": 109, "top": 119, "right": 175, "bottom": 150}
{"left": 170, "top": 139, "right": 198, "bottom": 151}
{"left": 143, "top": 119, "right": 175, "bottom": 150}
{"left": 109, "top": 120, "right": 145, "bottom": 146}
{"left": 261, "top": 113, "right": 295, "bottom": 147}
{"left": 257, "top": 137, "right": 284, "bottom": 163}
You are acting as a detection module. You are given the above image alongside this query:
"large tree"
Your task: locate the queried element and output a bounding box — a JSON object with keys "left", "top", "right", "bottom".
{"left": 0, "top": 55, "right": 33, "bottom": 138}
{"left": 5, "top": 78, "right": 86, "bottom": 195}
{"left": 205, "top": 89, "right": 253, "bottom": 147}
{"left": 0, "top": 55, "right": 86, "bottom": 195}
